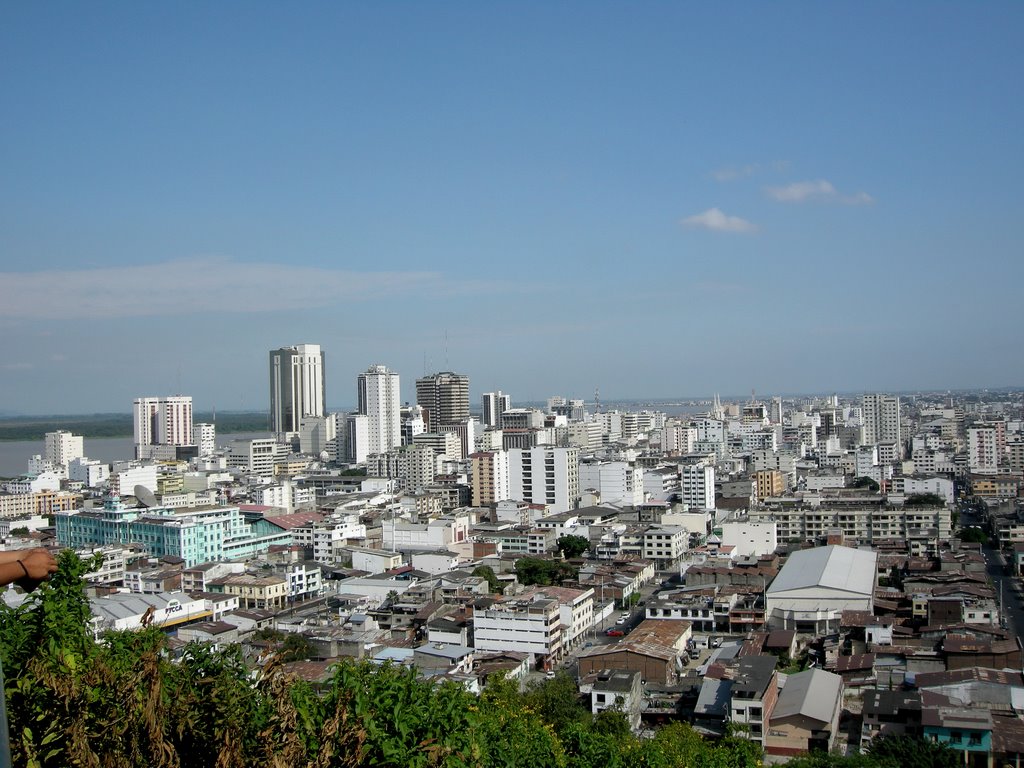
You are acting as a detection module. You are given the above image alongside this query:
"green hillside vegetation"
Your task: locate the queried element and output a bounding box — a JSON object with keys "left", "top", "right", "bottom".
{"left": 0, "top": 553, "right": 956, "bottom": 767}
{"left": 0, "top": 412, "right": 270, "bottom": 441}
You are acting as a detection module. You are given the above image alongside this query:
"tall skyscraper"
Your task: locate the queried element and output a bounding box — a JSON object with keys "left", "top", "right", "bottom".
{"left": 357, "top": 365, "right": 402, "bottom": 455}
{"left": 134, "top": 396, "right": 193, "bottom": 457}
{"left": 861, "top": 393, "right": 901, "bottom": 453}
{"left": 481, "top": 391, "right": 511, "bottom": 428}
{"left": 415, "top": 371, "right": 469, "bottom": 432}
{"left": 270, "top": 344, "right": 326, "bottom": 437}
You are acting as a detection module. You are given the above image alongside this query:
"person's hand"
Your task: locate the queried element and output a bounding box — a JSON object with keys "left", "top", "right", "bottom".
{"left": 16, "top": 548, "right": 58, "bottom": 591}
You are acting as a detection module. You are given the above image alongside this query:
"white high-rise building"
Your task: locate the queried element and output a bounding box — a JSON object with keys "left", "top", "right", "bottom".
{"left": 357, "top": 365, "right": 401, "bottom": 455}
{"left": 344, "top": 414, "right": 369, "bottom": 464}
{"left": 269, "top": 344, "right": 326, "bottom": 438}
{"left": 401, "top": 404, "right": 426, "bottom": 446}
{"left": 133, "top": 396, "right": 194, "bottom": 457}
{"left": 862, "top": 394, "right": 901, "bottom": 454}
{"left": 44, "top": 430, "right": 84, "bottom": 467}
{"left": 482, "top": 391, "right": 511, "bottom": 428}
{"left": 679, "top": 460, "right": 715, "bottom": 511}
{"left": 578, "top": 460, "right": 643, "bottom": 506}
{"left": 508, "top": 446, "right": 580, "bottom": 514}
{"left": 193, "top": 423, "right": 216, "bottom": 457}
{"left": 299, "top": 415, "right": 336, "bottom": 457}
{"left": 968, "top": 427, "right": 999, "bottom": 474}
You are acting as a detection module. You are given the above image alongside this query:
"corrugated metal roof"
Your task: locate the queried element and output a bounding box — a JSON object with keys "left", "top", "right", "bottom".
{"left": 772, "top": 668, "right": 842, "bottom": 722}
{"left": 767, "top": 545, "right": 877, "bottom": 597}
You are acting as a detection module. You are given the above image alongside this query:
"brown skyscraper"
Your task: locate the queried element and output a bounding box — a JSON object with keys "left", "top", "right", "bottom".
{"left": 415, "top": 371, "right": 469, "bottom": 431}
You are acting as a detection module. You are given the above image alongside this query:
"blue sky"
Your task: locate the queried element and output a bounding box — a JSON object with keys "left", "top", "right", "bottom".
{"left": 2, "top": 3, "right": 1022, "bottom": 414}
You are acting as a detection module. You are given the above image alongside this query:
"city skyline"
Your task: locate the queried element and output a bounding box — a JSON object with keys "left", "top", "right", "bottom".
{"left": 2, "top": 4, "right": 1023, "bottom": 414}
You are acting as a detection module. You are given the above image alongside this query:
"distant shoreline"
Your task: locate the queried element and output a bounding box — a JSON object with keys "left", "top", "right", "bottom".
{"left": 0, "top": 412, "right": 271, "bottom": 442}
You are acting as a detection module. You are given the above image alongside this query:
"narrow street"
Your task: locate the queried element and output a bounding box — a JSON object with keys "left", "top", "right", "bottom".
{"left": 981, "top": 544, "right": 1024, "bottom": 642}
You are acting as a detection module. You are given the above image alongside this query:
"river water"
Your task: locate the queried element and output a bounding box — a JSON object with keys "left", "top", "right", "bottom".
{"left": 0, "top": 432, "right": 270, "bottom": 478}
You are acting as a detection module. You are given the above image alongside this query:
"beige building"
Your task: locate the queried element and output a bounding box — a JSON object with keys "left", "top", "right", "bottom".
{"left": 0, "top": 489, "right": 81, "bottom": 519}
{"left": 754, "top": 469, "right": 786, "bottom": 500}
{"left": 470, "top": 450, "right": 509, "bottom": 506}
{"left": 764, "top": 668, "right": 843, "bottom": 757}
{"left": 210, "top": 573, "right": 289, "bottom": 611}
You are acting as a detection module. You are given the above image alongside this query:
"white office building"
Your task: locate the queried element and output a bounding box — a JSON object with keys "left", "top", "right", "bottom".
{"left": 269, "top": 344, "right": 326, "bottom": 438}
{"left": 578, "top": 460, "right": 643, "bottom": 506}
{"left": 133, "top": 396, "right": 194, "bottom": 457}
{"left": 299, "top": 415, "right": 336, "bottom": 457}
{"left": 44, "top": 430, "right": 84, "bottom": 467}
{"left": 193, "top": 423, "right": 216, "bottom": 457}
{"left": 862, "top": 394, "right": 901, "bottom": 455}
{"left": 968, "top": 427, "right": 999, "bottom": 474}
{"left": 482, "top": 391, "right": 511, "bottom": 429}
{"left": 508, "top": 446, "right": 580, "bottom": 514}
{"left": 68, "top": 457, "right": 110, "bottom": 488}
{"left": 357, "top": 365, "right": 402, "bottom": 455}
{"left": 720, "top": 520, "right": 778, "bottom": 559}
{"left": 679, "top": 461, "right": 715, "bottom": 511}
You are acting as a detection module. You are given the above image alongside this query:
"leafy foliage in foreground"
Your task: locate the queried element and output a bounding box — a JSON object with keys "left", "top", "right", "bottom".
{"left": 0, "top": 553, "right": 956, "bottom": 767}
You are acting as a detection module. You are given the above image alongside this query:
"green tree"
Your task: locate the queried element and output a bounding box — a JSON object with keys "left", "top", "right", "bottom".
{"left": 959, "top": 527, "right": 989, "bottom": 544}
{"left": 515, "top": 557, "right": 578, "bottom": 587}
{"left": 867, "top": 734, "right": 960, "bottom": 768}
{"left": 557, "top": 535, "right": 591, "bottom": 559}
{"left": 280, "top": 631, "right": 315, "bottom": 662}
{"left": 905, "top": 493, "right": 945, "bottom": 507}
{"left": 852, "top": 476, "right": 880, "bottom": 491}
{"left": 523, "top": 671, "right": 590, "bottom": 732}
{"left": 473, "top": 564, "right": 505, "bottom": 595}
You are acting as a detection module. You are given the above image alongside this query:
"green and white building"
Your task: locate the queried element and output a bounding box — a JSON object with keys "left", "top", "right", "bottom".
{"left": 56, "top": 495, "right": 292, "bottom": 567}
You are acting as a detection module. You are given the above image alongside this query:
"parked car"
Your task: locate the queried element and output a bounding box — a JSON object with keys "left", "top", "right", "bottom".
{"left": 606, "top": 628, "right": 625, "bottom": 637}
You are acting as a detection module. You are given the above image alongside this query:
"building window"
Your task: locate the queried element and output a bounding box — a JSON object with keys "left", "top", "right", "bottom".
{"left": 950, "top": 732, "right": 962, "bottom": 744}
{"left": 969, "top": 734, "right": 982, "bottom": 747}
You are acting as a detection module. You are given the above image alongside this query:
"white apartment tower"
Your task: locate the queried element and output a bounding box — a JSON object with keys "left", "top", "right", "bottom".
{"left": 193, "top": 423, "right": 216, "bottom": 457}
{"left": 482, "top": 391, "right": 511, "bottom": 428}
{"left": 357, "top": 365, "right": 402, "bottom": 454}
{"left": 133, "top": 396, "right": 194, "bottom": 457}
{"left": 508, "top": 446, "right": 580, "bottom": 514}
{"left": 269, "top": 344, "right": 326, "bottom": 437}
{"left": 968, "top": 427, "right": 999, "bottom": 474}
{"left": 861, "top": 394, "right": 901, "bottom": 453}
{"left": 44, "top": 430, "right": 84, "bottom": 467}
{"left": 679, "top": 460, "right": 715, "bottom": 511}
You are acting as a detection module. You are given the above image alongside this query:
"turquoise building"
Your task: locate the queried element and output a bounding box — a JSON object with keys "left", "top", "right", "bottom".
{"left": 922, "top": 705, "right": 992, "bottom": 768}
{"left": 55, "top": 495, "right": 292, "bottom": 567}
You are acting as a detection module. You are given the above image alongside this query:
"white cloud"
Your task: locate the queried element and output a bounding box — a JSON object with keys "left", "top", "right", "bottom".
{"left": 765, "top": 179, "right": 873, "bottom": 204}
{"left": 680, "top": 208, "right": 757, "bottom": 233}
{"left": 0, "top": 256, "right": 498, "bottom": 320}
{"left": 4, "top": 362, "right": 33, "bottom": 371}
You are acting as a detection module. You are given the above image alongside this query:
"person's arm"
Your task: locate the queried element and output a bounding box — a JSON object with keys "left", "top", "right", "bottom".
{"left": 0, "top": 548, "right": 58, "bottom": 590}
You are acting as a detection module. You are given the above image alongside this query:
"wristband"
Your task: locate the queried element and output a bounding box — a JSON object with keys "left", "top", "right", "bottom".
{"left": 17, "top": 560, "right": 29, "bottom": 578}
